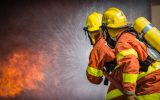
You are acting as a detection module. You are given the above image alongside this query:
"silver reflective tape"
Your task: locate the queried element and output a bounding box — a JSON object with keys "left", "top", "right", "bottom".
{"left": 142, "top": 24, "right": 154, "bottom": 33}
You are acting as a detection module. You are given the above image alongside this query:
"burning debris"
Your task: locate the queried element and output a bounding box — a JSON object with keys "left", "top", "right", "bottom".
{"left": 0, "top": 48, "right": 44, "bottom": 97}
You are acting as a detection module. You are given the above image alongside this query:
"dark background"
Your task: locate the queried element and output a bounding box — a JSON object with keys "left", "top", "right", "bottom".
{"left": 0, "top": 0, "right": 150, "bottom": 100}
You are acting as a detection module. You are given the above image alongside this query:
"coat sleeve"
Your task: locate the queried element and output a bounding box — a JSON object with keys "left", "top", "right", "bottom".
{"left": 86, "top": 49, "right": 103, "bottom": 84}
{"left": 86, "top": 43, "right": 115, "bottom": 84}
{"left": 116, "top": 33, "right": 148, "bottom": 95}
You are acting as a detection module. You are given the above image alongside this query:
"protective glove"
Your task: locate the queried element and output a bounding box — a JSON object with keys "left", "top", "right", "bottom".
{"left": 103, "top": 78, "right": 108, "bottom": 85}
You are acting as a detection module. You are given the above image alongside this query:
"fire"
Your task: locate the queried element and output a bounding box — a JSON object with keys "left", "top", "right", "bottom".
{"left": 0, "top": 49, "right": 44, "bottom": 97}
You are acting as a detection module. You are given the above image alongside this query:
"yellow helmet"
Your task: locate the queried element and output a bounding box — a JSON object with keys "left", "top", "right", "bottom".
{"left": 102, "top": 8, "right": 128, "bottom": 28}
{"left": 86, "top": 12, "right": 102, "bottom": 32}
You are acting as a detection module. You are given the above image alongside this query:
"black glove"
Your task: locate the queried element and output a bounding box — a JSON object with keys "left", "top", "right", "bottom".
{"left": 103, "top": 78, "right": 108, "bottom": 85}
{"left": 104, "top": 60, "right": 116, "bottom": 73}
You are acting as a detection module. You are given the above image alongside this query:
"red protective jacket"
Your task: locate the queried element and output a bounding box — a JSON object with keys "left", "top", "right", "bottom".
{"left": 86, "top": 36, "right": 115, "bottom": 84}
{"left": 106, "top": 32, "right": 148, "bottom": 100}
{"left": 107, "top": 32, "right": 160, "bottom": 100}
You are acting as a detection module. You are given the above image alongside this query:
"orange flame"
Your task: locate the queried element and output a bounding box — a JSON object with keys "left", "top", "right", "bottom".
{"left": 0, "top": 49, "right": 44, "bottom": 97}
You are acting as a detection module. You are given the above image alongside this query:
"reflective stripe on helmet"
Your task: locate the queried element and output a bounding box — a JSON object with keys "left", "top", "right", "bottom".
{"left": 138, "top": 61, "right": 160, "bottom": 80}
{"left": 138, "top": 93, "right": 160, "bottom": 100}
{"left": 106, "top": 89, "right": 123, "bottom": 100}
{"left": 123, "top": 73, "right": 138, "bottom": 83}
{"left": 116, "top": 48, "right": 138, "bottom": 61}
{"left": 86, "top": 66, "right": 103, "bottom": 77}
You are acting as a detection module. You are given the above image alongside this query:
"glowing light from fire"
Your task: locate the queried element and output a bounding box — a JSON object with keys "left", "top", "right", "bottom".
{"left": 0, "top": 49, "right": 44, "bottom": 97}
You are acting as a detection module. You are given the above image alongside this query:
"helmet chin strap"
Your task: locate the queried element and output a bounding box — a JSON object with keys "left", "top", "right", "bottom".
{"left": 88, "top": 32, "right": 94, "bottom": 45}
{"left": 83, "top": 27, "right": 88, "bottom": 40}
{"left": 101, "top": 23, "right": 109, "bottom": 39}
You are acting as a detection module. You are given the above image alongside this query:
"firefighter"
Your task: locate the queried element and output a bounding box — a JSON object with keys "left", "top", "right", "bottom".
{"left": 84, "top": 12, "right": 115, "bottom": 85}
{"left": 102, "top": 7, "right": 160, "bottom": 100}
{"left": 102, "top": 8, "right": 147, "bottom": 100}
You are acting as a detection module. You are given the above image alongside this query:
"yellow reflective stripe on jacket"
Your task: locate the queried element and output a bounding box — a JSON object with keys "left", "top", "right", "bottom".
{"left": 87, "top": 66, "right": 103, "bottom": 77}
{"left": 116, "top": 48, "right": 138, "bottom": 61}
{"left": 106, "top": 89, "right": 123, "bottom": 100}
{"left": 138, "top": 93, "right": 160, "bottom": 100}
{"left": 138, "top": 61, "right": 160, "bottom": 80}
{"left": 123, "top": 73, "right": 138, "bottom": 83}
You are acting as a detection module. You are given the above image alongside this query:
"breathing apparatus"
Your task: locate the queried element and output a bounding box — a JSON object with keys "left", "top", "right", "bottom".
{"left": 133, "top": 17, "right": 160, "bottom": 61}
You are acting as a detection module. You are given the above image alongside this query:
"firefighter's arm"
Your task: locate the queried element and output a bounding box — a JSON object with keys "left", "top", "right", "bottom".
{"left": 119, "top": 39, "right": 147, "bottom": 96}
{"left": 130, "top": 39, "right": 149, "bottom": 72}
{"left": 86, "top": 50, "right": 103, "bottom": 84}
{"left": 116, "top": 43, "right": 139, "bottom": 95}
